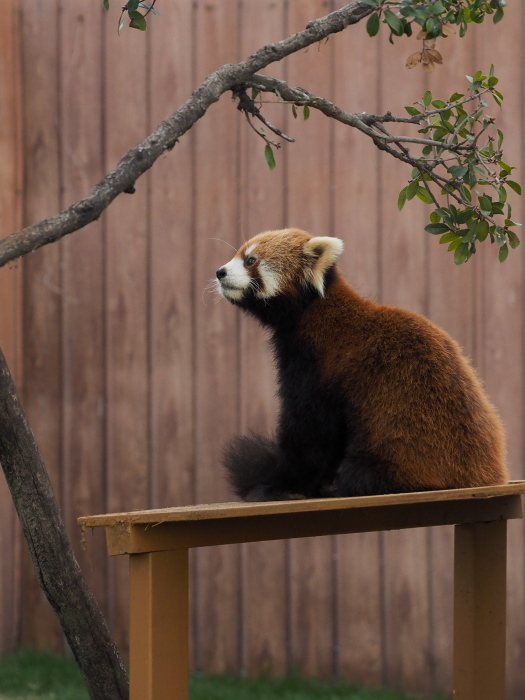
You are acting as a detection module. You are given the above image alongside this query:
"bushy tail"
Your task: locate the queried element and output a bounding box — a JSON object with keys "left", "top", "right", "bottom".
{"left": 222, "top": 432, "right": 282, "bottom": 501}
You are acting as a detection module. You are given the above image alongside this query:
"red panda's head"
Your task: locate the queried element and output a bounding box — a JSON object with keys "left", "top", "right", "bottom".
{"left": 216, "top": 228, "right": 344, "bottom": 303}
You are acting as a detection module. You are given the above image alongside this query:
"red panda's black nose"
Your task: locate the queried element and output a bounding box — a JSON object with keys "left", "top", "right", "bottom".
{"left": 216, "top": 267, "right": 227, "bottom": 280}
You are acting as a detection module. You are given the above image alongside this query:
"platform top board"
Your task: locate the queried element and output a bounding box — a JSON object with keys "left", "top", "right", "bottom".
{"left": 78, "top": 480, "right": 525, "bottom": 529}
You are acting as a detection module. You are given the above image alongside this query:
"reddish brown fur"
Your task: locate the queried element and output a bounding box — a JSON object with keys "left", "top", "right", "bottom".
{"left": 300, "top": 273, "right": 507, "bottom": 488}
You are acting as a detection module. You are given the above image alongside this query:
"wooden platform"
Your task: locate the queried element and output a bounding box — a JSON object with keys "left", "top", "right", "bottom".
{"left": 79, "top": 481, "right": 525, "bottom": 700}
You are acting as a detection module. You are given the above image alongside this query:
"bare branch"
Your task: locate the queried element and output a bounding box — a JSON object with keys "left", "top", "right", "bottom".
{"left": 0, "top": 0, "right": 374, "bottom": 269}
{"left": 234, "top": 87, "right": 295, "bottom": 143}
{"left": 243, "top": 74, "right": 475, "bottom": 153}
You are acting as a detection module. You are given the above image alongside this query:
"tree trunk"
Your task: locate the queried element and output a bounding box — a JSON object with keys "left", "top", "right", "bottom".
{"left": 0, "top": 345, "right": 129, "bottom": 699}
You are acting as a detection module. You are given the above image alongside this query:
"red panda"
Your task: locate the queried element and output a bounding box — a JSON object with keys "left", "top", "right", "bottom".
{"left": 216, "top": 228, "right": 508, "bottom": 501}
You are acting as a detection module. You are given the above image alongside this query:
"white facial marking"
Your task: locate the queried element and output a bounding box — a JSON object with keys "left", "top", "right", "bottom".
{"left": 217, "top": 256, "right": 251, "bottom": 300}
{"left": 245, "top": 244, "right": 257, "bottom": 256}
{"left": 257, "top": 261, "right": 280, "bottom": 298}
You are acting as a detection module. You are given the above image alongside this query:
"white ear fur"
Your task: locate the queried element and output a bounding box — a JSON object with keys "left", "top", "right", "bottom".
{"left": 303, "top": 237, "right": 344, "bottom": 295}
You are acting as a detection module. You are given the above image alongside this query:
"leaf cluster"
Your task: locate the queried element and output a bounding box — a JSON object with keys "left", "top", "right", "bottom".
{"left": 364, "top": 0, "right": 506, "bottom": 43}
{"left": 102, "top": 0, "right": 159, "bottom": 33}
{"left": 398, "top": 67, "right": 521, "bottom": 264}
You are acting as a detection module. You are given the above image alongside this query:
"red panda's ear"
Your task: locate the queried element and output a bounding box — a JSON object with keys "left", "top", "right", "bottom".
{"left": 303, "top": 237, "right": 344, "bottom": 296}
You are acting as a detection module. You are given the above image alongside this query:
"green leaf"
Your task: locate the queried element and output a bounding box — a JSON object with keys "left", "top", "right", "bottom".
{"left": 476, "top": 220, "right": 489, "bottom": 242}
{"left": 493, "top": 6, "right": 504, "bottom": 23}
{"left": 366, "top": 12, "right": 381, "bottom": 37}
{"left": 383, "top": 9, "right": 404, "bottom": 35}
{"left": 423, "top": 90, "right": 432, "bottom": 107}
{"left": 303, "top": 105, "right": 310, "bottom": 120}
{"left": 492, "top": 90, "right": 504, "bottom": 107}
{"left": 478, "top": 195, "right": 492, "bottom": 214}
{"left": 291, "top": 104, "right": 297, "bottom": 119}
{"left": 454, "top": 242, "right": 470, "bottom": 265}
{"left": 508, "top": 231, "right": 521, "bottom": 249}
{"left": 424, "top": 17, "right": 441, "bottom": 37}
{"left": 406, "top": 180, "right": 420, "bottom": 201}
{"left": 127, "top": 0, "right": 140, "bottom": 10}
{"left": 128, "top": 10, "right": 147, "bottom": 30}
{"left": 448, "top": 165, "right": 469, "bottom": 179}
{"left": 424, "top": 223, "right": 450, "bottom": 235}
{"left": 404, "top": 106, "right": 421, "bottom": 117}
{"left": 398, "top": 187, "right": 408, "bottom": 211}
{"left": 429, "top": 211, "right": 441, "bottom": 224}
{"left": 103, "top": 0, "right": 110, "bottom": 9}
{"left": 499, "top": 243, "right": 509, "bottom": 262}
{"left": 439, "top": 232, "right": 460, "bottom": 244}
{"left": 416, "top": 187, "right": 433, "bottom": 204}
{"left": 507, "top": 180, "right": 522, "bottom": 195}
{"left": 264, "top": 144, "right": 276, "bottom": 170}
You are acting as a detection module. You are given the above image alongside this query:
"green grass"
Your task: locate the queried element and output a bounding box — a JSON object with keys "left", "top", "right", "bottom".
{"left": 0, "top": 650, "right": 449, "bottom": 700}
{"left": 0, "top": 649, "right": 88, "bottom": 700}
{"left": 190, "top": 674, "right": 448, "bottom": 700}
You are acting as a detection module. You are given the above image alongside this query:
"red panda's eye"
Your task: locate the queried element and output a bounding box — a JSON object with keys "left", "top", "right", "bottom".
{"left": 245, "top": 256, "right": 257, "bottom": 267}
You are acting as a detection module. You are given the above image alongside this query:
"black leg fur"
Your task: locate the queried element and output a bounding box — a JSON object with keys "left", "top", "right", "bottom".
{"left": 327, "top": 451, "right": 435, "bottom": 497}
{"left": 222, "top": 433, "right": 307, "bottom": 501}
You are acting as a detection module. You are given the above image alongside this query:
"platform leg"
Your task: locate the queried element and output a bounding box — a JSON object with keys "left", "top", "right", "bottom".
{"left": 129, "top": 549, "right": 189, "bottom": 700}
{"left": 453, "top": 521, "right": 507, "bottom": 700}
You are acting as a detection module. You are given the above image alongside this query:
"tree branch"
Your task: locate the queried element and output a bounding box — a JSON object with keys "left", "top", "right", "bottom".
{"left": 242, "top": 74, "right": 474, "bottom": 153}
{"left": 0, "top": 0, "right": 373, "bottom": 269}
{"left": 238, "top": 74, "right": 500, "bottom": 213}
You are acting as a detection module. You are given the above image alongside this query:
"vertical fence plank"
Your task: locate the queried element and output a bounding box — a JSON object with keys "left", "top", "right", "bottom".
{"left": 147, "top": 0, "right": 196, "bottom": 665}
{"left": 149, "top": 0, "right": 195, "bottom": 511}
{"left": 377, "top": 31, "right": 432, "bottom": 695}
{"left": 103, "top": 18, "right": 150, "bottom": 656}
{"left": 59, "top": 0, "right": 108, "bottom": 630}
{"left": 19, "top": 0, "right": 64, "bottom": 650}
{"left": 425, "top": 28, "right": 477, "bottom": 695}
{"left": 331, "top": 4, "right": 383, "bottom": 686}
{"left": 193, "top": 0, "right": 241, "bottom": 673}
{"left": 0, "top": 0, "right": 22, "bottom": 654}
{"left": 285, "top": 0, "right": 335, "bottom": 678}
{"left": 238, "top": 0, "right": 287, "bottom": 677}
{"left": 475, "top": 7, "right": 525, "bottom": 698}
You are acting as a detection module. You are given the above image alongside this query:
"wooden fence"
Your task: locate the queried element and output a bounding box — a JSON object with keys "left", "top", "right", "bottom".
{"left": 0, "top": 1, "right": 524, "bottom": 696}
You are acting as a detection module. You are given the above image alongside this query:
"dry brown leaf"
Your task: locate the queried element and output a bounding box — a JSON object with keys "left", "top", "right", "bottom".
{"left": 423, "top": 37, "right": 436, "bottom": 49}
{"left": 427, "top": 49, "right": 443, "bottom": 64}
{"left": 416, "top": 29, "right": 427, "bottom": 40}
{"left": 406, "top": 51, "right": 422, "bottom": 69}
{"left": 421, "top": 49, "right": 436, "bottom": 72}
{"left": 441, "top": 23, "right": 456, "bottom": 37}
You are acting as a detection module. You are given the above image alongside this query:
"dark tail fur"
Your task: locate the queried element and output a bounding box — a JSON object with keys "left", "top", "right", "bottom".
{"left": 222, "top": 432, "right": 292, "bottom": 501}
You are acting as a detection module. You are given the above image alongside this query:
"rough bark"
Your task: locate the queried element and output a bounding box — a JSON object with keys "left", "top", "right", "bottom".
{"left": 0, "top": 346, "right": 129, "bottom": 700}
{"left": 0, "top": 0, "right": 373, "bottom": 269}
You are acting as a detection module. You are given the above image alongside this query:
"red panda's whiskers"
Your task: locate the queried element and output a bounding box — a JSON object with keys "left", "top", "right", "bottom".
{"left": 202, "top": 278, "right": 222, "bottom": 305}
{"left": 207, "top": 237, "right": 237, "bottom": 252}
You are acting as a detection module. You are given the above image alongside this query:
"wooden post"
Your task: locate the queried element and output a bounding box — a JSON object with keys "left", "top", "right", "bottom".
{"left": 130, "top": 549, "right": 189, "bottom": 700}
{"left": 453, "top": 521, "right": 507, "bottom": 700}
